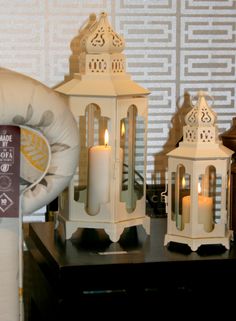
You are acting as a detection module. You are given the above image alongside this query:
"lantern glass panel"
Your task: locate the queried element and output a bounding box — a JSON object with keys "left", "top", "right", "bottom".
{"left": 171, "top": 165, "right": 190, "bottom": 230}
{"left": 120, "top": 105, "right": 145, "bottom": 212}
{"left": 171, "top": 171, "right": 175, "bottom": 221}
{"left": 227, "top": 170, "right": 230, "bottom": 213}
{"left": 214, "top": 173, "right": 222, "bottom": 223}
{"left": 74, "top": 103, "right": 110, "bottom": 206}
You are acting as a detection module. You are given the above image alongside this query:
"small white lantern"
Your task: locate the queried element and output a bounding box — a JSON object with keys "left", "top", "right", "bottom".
{"left": 164, "top": 91, "right": 234, "bottom": 251}
{"left": 55, "top": 12, "right": 150, "bottom": 242}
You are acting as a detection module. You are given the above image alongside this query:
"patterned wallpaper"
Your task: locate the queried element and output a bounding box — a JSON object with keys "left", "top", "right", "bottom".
{"left": 0, "top": 0, "right": 236, "bottom": 184}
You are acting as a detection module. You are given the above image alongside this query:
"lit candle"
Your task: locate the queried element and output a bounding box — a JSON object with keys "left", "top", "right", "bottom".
{"left": 179, "top": 176, "right": 188, "bottom": 228}
{"left": 120, "top": 121, "right": 125, "bottom": 149}
{"left": 198, "top": 194, "right": 213, "bottom": 232}
{"left": 182, "top": 195, "right": 190, "bottom": 225}
{"left": 182, "top": 183, "right": 213, "bottom": 232}
{"left": 87, "top": 129, "right": 111, "bottom": 215}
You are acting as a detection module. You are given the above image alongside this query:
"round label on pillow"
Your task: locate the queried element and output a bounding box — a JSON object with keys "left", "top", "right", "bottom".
{"left": 0, "top": 125, "right": 20, "bottom": 217}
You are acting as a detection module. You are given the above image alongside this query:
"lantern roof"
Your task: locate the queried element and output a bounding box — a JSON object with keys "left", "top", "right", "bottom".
{"left": 168, "top": 91, "right": 233, "bottom": 159}
{"left": 55, "top": 12, "right": 149, "bottom": 97}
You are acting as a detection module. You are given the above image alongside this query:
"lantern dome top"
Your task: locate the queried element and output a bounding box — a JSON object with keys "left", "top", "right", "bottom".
{"left": 185, "top": 91, "right": 216, "bottom": 127}
{"left": 81, "top": 12, "right": 125, "bottom": 54}
{"left": 183, "top": 91, "right": 217, "bottom": 146}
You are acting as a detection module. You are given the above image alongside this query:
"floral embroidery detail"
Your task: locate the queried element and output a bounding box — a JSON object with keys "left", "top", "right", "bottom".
{"left": 13, "top": 104, "right": 54, "bottom": 128}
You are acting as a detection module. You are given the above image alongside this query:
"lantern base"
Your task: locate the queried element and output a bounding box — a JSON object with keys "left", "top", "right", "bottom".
{"left": 56, "top": 213, "right": 150, "bottom": 242}
{"left": 164, "top": 230, "right": 233, "bottom": 251}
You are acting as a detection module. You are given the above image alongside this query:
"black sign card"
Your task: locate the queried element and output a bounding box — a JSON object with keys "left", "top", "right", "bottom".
{"left": 0, "top": 125, "right": 20, "bottom": 217}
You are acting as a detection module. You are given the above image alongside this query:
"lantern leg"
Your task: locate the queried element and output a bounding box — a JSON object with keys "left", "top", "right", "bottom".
{"left": 104, "top": 217, "right": 150, "bottom": 242}
{"left": 104, "top": 225, "right": 124, "bottom": 243}
{"left": 56, "top": 215, "right": 80, "bottom": 239}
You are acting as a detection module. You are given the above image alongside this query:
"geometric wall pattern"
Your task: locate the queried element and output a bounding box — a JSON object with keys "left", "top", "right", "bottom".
{"left": 0, "top": 0, "right": 236, "bottom": 184}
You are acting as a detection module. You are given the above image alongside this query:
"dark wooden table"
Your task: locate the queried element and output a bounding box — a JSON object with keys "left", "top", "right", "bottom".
{"left": 26, "top": 217, "right": 236, "bottom": 320}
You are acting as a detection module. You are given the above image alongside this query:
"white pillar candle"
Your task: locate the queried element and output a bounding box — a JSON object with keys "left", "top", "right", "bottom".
{"left": 198, "top": 195, "right": 213, "bottom": 232}
{"left": 87, "top": 130, "right": 111, "bottom": 215}
{"left": 182, "top": 195, "right": 213, "bottom": 232}
{"left": 182, "top": 195, "right": 190, "bottom": 226}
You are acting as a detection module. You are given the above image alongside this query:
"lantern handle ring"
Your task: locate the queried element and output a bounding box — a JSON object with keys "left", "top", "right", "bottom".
{"left": 191, "top": 91, "right": 214, "bottom": 107}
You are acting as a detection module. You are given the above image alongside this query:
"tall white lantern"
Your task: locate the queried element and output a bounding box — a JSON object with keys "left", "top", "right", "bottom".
{"left": 164, "top": 91, "right": 233, "bottom": 251}
{"left": 55, "top": 12, "right": 150, "bottom": 242}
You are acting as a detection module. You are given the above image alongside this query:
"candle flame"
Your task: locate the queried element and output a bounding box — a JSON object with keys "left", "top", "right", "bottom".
{"left": 182, "top": 176, "right": 186, "bottom": 189}
{"left": 104, "top": 129, "right": 109, "bottom": 146}
{"left": 198, "top": 182, "right": 201, "bottom": 194}
{"left": 121, "top": 122, "right": 125, "bottom": 136}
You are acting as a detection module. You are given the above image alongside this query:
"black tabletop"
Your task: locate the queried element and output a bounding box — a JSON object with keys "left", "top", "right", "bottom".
{"left": 28, "top": 217, "right": 236, "bottom": 271}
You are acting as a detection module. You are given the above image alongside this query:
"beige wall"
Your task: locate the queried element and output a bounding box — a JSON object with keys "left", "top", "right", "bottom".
{"left": 0, "top": 0, "right": 236, "bottom": 183}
